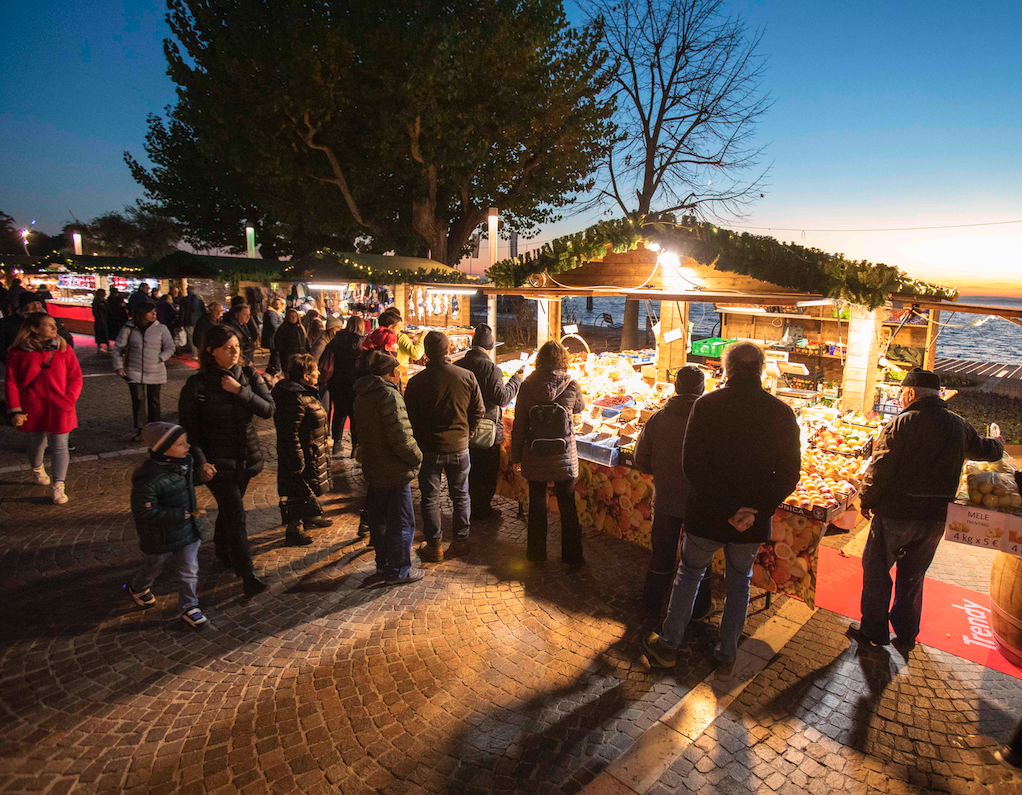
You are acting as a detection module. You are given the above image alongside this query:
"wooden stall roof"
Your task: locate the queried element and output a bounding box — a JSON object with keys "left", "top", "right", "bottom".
{"left": 891, "top": 297, "right": 1022, "bottom": 325}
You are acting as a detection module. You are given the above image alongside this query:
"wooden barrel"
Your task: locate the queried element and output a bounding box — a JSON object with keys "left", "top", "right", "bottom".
{"left": 990, "top": 551, "right": 1022, "bottom": 668}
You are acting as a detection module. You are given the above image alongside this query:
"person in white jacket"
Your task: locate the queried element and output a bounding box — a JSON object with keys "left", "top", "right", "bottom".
{"left": 113, "top": 301, "right": 176, "bottom": 441}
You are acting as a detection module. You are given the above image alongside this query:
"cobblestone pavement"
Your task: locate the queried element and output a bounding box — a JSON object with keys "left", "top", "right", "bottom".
{"left": 1, "top": 343, "right": 1020, "bottom": 794}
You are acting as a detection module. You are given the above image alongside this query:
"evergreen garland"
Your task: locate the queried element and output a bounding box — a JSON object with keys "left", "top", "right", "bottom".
{"left": 307, "top": 249, "right": 478, "bottom": 286}
{"left": 487, "top": 216, "right": 957, "bottom": 309}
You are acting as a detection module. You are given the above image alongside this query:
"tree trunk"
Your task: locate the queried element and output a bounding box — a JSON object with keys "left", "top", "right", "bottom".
{"left": 621, "top": 299, "right": 640, "bottom": 350}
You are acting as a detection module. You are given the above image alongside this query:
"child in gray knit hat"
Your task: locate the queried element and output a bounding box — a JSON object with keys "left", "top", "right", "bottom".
{"left": 125, "top": 421, "right": 215, "bottom": 628}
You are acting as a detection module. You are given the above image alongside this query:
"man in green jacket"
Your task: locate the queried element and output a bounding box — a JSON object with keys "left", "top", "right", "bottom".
{"left": 354, "top": 352, "right": 425, "bottom": 585}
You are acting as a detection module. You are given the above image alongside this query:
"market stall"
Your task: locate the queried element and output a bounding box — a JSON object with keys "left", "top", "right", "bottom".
{"left": 483, "top": 216, "right": 955, "bottom": 608}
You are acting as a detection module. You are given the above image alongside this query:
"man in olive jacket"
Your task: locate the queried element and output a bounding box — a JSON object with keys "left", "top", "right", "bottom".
{"left": 404, "top": 331, "right": 485, "bottom": 561}
{"left": 354, "top": 352, "right": 425, "bottom": 585}
{"left": 644, "top": 343, "right": 800, "bottom": 679}
{"left": 853, "top": 368, "right": 1003, "bottom": 649}
{"left": 457, "top": 324, "right": 523, "bottom": 520}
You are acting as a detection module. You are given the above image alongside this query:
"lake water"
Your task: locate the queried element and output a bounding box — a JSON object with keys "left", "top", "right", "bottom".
{"left": 475, "top": 294, "right": 1022, "bottom": 365}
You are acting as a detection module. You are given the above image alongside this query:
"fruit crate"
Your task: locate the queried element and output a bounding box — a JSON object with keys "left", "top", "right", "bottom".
{"left": 690, "top": 337, "right": 736, "bottom": 358}
{"left": 811, "top": 427, "right": 873, "bottom": 459}
{"left": 777, "top": 496, "right": 850, "bottom": 524}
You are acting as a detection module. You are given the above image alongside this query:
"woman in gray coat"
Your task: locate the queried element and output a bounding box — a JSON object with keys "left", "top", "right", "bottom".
{"left": 113, "top": 301, "right": 176, "bottom": 440}
{"left": 510, "top": 340, "right": 585, "bottom": 565}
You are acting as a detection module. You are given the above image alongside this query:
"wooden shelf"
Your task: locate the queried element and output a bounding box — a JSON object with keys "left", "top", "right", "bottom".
{"left": 790, "top": 350, "right": 847, "bottom": 360}
{"left": 718, "top": 308, "right": 851, "bottom": 323}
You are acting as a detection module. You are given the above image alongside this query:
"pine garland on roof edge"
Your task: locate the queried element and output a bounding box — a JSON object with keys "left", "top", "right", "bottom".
{"left": 486, "top": 216, "right": 957, "bottom": 309}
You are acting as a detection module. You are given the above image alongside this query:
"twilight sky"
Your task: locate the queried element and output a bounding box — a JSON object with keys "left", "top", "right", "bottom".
{"left": 2, "top": 0, "right": 1020, "bottom": 296}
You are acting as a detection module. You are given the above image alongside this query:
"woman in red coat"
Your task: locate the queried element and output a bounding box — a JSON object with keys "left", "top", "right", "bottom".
{"left": 5, "top": 312, "right": 83, "bottom": 504}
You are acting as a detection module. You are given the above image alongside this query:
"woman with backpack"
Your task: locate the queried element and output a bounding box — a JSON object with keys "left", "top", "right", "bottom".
{"left": 113, "top": 301, "right": 176, "bottom": 441}
{"left": 5, "top": 312, "right": 84, "bottom": 504}
{"left": 179, "top": 325, "right": 275, "bottom": 596}
{"left": 510, "top": 340, "right": 585, "bottom": 565}
{"left": 271, "top": 353, "right": 332, "bottom": 546}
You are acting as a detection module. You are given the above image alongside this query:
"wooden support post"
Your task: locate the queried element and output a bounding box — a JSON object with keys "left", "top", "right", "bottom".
{"left": 621, "top": 299, "right": 640, "bottom": 351}
{"left": 536, "top": 299, "right": 561, "bottom": 349}
{"left": 656, "top": 301, "right": 689, "bottom": 383}
{"left": 487, "top": 294, "right": 497, "bottom": 361}
{"left": 924, "top": 309, "right": 940, "bottom": 370}
{"left": 841, "top": 306, "right": 882, "bottom": 413}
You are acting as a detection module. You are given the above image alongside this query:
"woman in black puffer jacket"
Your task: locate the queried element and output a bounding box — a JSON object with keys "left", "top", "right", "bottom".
{"left": 179, "top": 325, "right": 275, "bottom": 596}
{"left": 271, "top": 353, "right": 332, "bottom": 546}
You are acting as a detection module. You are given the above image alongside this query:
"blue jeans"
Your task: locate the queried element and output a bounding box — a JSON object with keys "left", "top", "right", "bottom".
{"left": 659, "top": 533, "right": 761, "bottom": 662}
{"left": 418, "top": 450, "right": 471, "bottom": 543}
{"left": 131, "top": 539, "right": 201, "bottom": 611}
{"left": 860, "top": 516, "right": 944, "bottom": 642}
{"left": 27, "top": 432, "right": 70, "bottom": 482}
{"left": 366, "top": 483, "right": 415, "bottom": 578}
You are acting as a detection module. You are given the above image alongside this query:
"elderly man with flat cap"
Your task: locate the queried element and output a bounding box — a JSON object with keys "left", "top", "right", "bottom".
{"left": 853, "top": 367, "right": 1003, "bottom": 650}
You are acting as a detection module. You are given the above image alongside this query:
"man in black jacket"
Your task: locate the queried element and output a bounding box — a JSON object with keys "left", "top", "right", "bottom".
{"left": 179, "top": 287, "right": 206, "bottom": 355}
{"left": 635, "top": 365, "right": 713, "bottom": 618}
{"left": 192, "top": 302, "right": 222, "bottom": 355}
{"left": 644, "top": 343, "right": 800, "bottom": 680}
{"left": 457, "top": 324, "right": 523, "bottom": 521}
{"left": 405, "top": 331, "right": 485, "bottom": 561}
{"left": 853, "top": 368, "right": 1003, "bottom": 650}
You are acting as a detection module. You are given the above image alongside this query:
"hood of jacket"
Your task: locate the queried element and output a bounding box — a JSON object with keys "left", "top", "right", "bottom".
{"left": 132, "top": 452, "right": 193, "bottom": 482}
{"left": 272, "top": 377, "right": 319, "bottom": 398}
{"left": 529, "top": 367, "right": 574, "bottom": 401}
{"left": 355, "top": 373, "right": 400, "bottom": 398}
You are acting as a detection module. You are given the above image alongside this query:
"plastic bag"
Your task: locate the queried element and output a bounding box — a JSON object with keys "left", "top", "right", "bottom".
{"left": 965, "top": 471, "right": 1022, "bottom": 511}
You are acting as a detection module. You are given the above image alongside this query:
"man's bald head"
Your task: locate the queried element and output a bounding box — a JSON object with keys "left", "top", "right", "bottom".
{"left": 723, "top": 341, "right": 765, "bottom": 380}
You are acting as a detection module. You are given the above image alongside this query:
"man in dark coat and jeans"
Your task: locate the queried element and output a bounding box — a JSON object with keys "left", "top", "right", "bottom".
{"left": 644, "top": 342, "right": 801, "bottom": 680}
{"left": 405, "top": 331, "right": 485, "bottom": 562}
{"left": 355, "top": 352, "right": 425, "bottom": 585}
{"left": 635, "top": 365, "right": 713, "bottom": 618}
{"left": 457, "top": 324, "right": 523, "bottom": 521}
{"left": 852, "top": 367, "right": 1003, "bottom": 650}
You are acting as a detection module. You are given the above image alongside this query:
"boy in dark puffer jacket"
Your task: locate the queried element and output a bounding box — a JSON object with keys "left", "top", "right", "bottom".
{"left": 126, "top": 422, "right": 215, "bottom": 628}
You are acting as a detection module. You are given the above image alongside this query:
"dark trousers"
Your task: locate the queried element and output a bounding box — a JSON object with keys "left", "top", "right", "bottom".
{"left": 860, "top": 515, "right": 945, "bottom": 642}
{"left": 644, "top": 511, "right": 713, "bottom": 616}
{"left": 468, "top": 443, "right": 501, "bottom": 517}
{"left": 331, "top": 398, "right": 355, "bottom": 447}
{"left": 366, "top": 482, "right": 415, "bottom": 578}
{"left": 418, "top": 450, "right": 471, "bottom": 543}
{"left": 266, "top": 349, "right": 282, "bottom": 375}
{"left": 128, "top": 383, "right": 162, "bottom": 429}
{"left": 207, "top": 475, "right": 255, "bottom": 577}
{"left": 527, "top": 479, "right": 583, "bottom": 564}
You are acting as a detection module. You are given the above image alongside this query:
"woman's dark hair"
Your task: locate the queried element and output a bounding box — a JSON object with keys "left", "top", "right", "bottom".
{"left": 133, "top": 301, "right": 157, "bottom": 327}
{"left": 378, "top": 309, "right": 400, "bottom": 328}
{"left": 346, "top": 316, "right": 365, "bottom": 335}
{"left": 535, "top": 340, "right": 569, "bottom": 371}
{"left": 287, "top": 352, "right": 318, "bottom": 383}
{"left": 199, "top": 325, "right": 241, "bottom": 371}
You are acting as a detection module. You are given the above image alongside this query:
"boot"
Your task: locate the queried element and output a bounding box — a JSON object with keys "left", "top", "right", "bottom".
{"left": 285, "top": 520, "right": 313, "bottom": 546}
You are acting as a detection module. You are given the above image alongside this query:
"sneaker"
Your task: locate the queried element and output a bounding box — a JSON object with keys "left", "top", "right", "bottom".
{"left": 132, "top": 430, "right": 143, "bottom": 442}
{"left": 33, "top": 466, "right": 50, "bottom": 485}
{"left": 332, "top": 442, "right": 343, "bottom": 457}
{"left": 386, "top": 568, "right": 425, "bottom": 586}
{"left": 846, "top": 622, "right": 890, "bottom": 647}
{"left": 181, "top": 607, "right": 209, "bottom": 628}
{"left": 305, "top": 516, "right": 332, "bottom": 529}
{"left": 243, "top": 575, "right": 267, "bottom": 596}
{"left": 127, "top": 585, "right": 157, "bottom": 608}
{"left": 892, "top": 635, "right": 917, "bottom": 653}
{"left": 642, "top": 632, "right": 677, "bottom": 668}
{"left": 285, "top": 529, "right": 314, "bottom": 546}
{"left": 52, "top": 482, "right": 68, "bottom": 505}
{"left": 417, "top": 542, "right": 444, "bottom": 563}
{"left": 714, "top": 657, "right": 737, "bottom": 681}
{"left": 357, "top": 522, "right": 370, "bottom": 540}
{"left": 361, "top": 572, "right": 387, "bottom": 589}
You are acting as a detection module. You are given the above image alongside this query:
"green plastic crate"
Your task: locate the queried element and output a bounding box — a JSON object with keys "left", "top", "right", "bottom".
{"left": 690, "top": 337, "right": 736, "bottom": 358}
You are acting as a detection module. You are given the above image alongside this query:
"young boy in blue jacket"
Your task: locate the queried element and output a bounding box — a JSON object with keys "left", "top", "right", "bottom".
{"left": 126, "top": 422, "right": 215, "bottom": 628}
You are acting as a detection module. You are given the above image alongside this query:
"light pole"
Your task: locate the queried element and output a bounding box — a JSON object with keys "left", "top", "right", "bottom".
{"left": 20, "top": 229, "right": 30, "bottom": 256}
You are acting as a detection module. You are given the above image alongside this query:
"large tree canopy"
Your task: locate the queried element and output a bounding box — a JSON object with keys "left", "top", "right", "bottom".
{"left": 127, "top": 0, "right": 617, "bottom": 265}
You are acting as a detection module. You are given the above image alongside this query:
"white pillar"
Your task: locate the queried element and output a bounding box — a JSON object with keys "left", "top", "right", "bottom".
{"left": 72, "top": 232, "right": 83, "bottom": 255}
{"left": 841, "top": 305, "right": 882, "bottom": 413}
{"left": 537, "top": 299, "right": 550, "bottom": 347}
{"left": 245, "top": 226, "right": 256, "bottom": 258}
{"left": 487, "top": 294, "right": 497, "bottom": 361}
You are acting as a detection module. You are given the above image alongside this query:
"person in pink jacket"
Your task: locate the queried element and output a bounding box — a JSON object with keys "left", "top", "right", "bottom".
{"left": 5, "top": 312, "right": 83, "bottom": 504}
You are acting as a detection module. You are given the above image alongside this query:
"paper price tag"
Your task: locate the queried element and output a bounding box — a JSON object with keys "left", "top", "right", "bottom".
{"left": 662, "top": 327, "right": 684, "bottom": 344}
{"left": 944, "top": 502, "right": 1004, "bottom": 550}
{"left": 562, "top": 324, "right": 579, "bottom": 335}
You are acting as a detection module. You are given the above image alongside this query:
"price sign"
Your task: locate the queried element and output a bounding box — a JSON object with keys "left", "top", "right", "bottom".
{"left": 944, "top": 501, "right": 1004, "bottom": 550}
{"left": 562, "top": 324, "right": 579, "bottom": 335}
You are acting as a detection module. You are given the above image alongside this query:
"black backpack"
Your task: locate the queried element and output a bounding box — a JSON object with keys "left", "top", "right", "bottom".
{"left": 527, "top": 402, "right": 571, "bottom": 456}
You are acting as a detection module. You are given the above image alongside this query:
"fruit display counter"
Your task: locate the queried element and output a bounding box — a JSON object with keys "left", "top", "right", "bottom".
{"left": 495, "top": 381, "right": 881, "bottom": 608}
